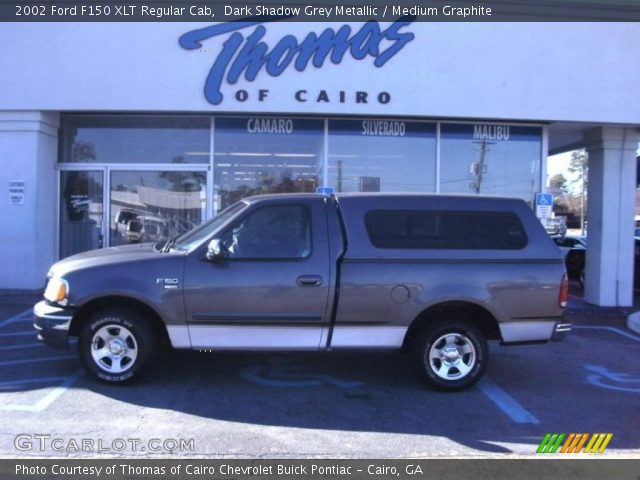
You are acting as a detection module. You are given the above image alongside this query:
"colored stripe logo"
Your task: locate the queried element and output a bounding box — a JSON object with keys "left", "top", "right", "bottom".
{"left": 537, "top": 433, "right": 612, "bottom": 454}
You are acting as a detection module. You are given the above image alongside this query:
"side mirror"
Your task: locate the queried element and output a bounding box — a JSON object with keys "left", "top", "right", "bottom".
{"left": 206, "top": 239, "right": 229, "bottom": 262}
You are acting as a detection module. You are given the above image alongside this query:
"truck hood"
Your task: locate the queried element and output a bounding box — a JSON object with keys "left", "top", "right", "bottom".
{"left": 48, "top": 243, "right": 169, "bottom": 278}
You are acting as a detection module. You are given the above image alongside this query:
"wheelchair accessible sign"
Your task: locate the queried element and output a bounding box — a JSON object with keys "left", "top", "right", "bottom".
{"left": 535, "top": 193, "right": 553, "bottom": 219}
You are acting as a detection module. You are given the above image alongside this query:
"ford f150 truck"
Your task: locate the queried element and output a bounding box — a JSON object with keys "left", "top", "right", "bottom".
{"left": 34, "top": 193, "right": 571, "bottom": 391}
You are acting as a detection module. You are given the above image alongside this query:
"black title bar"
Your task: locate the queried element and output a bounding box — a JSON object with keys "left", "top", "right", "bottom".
{"left": 2, "top": 0, "right": 640, "bottom": 21}
{"left": 2, "top": 459, "right": 640, "bottom": 480}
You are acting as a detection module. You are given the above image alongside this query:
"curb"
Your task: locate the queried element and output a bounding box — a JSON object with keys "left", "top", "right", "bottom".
{"left": 627, "top": 311, "right": 640, "bottom": 335}
{"left": 565, "top": 296, "right": 631, "bottom": 319}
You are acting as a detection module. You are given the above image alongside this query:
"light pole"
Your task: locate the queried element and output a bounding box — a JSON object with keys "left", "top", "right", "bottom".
{"left": 471, "top": 140, "right": 494, "bottom": 194}
{"left": 580, "top": 156, "right": 587, "bottom": 236}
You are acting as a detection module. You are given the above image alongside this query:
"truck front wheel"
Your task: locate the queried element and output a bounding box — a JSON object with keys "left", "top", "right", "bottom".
{"left": 78, "top": 308, "right": 157, "bottom": 384}
{"left": 412, "top": 319, "right": 488, "bottom": 391}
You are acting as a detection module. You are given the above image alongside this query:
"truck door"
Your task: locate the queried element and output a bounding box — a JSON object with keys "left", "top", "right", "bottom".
{"left": 182, "top": 197, "right": 331, "bottom": 349}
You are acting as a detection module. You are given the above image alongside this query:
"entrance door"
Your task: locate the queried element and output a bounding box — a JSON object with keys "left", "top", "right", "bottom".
{"left": 59, "top": 171, "right": 104, "bottom": 258}
{"left": 183, "top": 197, "right": 331, "bottom": 349}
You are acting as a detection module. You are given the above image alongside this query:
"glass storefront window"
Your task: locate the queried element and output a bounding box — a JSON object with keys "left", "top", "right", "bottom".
{"left": 59, "top": 116, "right": 210, "bottom": 164}
{"left": 57, "top": 115, "right": 545, "bottom": 258}
{"left": 327, "top": 119, "right": 437, "bottom": 193}
{"left": 110, "top": 170, "right": 207, "bottom": 246}
{"left": 439, "top": 124, "right": 542, "bottom": 205}
{"left": 213, "top": 117, "right": 324, "bottom": 212}
{"left": 60, "top": 171, "right": 104, "bottom": 258}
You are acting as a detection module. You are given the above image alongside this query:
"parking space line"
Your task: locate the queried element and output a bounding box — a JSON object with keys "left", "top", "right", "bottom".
{"left": 0, "top": 309, "right": 33, "bottom": 329}
{"left": 0, "top": 376, "right": 71, "bottom": 387}
{"left": 573, "top": 326, "right": 640, "bottom": 342}
{"left": 0, "top": 370, "right": 83, "bottom": 412}
{"left": 0, "top": 330, "right": 37, "bottom": 337}
{"left": 478, "top": 377, "right": 540, "bottom": 424}
{"left": 0, "top": 343, "right": 44, "bottom": 351}
{"left": 0, "top": 355, "right": 76, "bottom": 367}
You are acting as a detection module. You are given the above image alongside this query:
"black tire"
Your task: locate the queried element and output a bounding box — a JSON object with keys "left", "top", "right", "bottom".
{"left": 78, "top": 308, "right": 158, "bottom": 384}
{"left": 412, "top": 319, "right": 489, "bottom": 391}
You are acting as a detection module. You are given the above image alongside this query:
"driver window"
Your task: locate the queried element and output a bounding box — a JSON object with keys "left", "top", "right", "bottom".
{"left": 219, "top": 205, "right": 312, "bottom": 259}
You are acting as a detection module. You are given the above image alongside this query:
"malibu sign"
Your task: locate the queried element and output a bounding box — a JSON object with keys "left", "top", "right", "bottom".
{"left": 179, "top": 18, "right": 415, "bottom": 105}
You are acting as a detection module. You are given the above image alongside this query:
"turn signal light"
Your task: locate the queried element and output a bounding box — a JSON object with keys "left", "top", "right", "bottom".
{"left": 44, "top": 277, "right": 69, "bottom": 305}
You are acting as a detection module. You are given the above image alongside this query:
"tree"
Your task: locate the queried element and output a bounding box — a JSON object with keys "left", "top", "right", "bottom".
{"left": 568, "top": 149, "right": 588, "bottom": 189}
{"left": 549, "top": 173, "right": 569, "bottom": 194}
{"left": 160, "top": 157, "right": 206, "bottom": 192}
{"left": 568, "top": 149, "right": 588, "bottom": 235}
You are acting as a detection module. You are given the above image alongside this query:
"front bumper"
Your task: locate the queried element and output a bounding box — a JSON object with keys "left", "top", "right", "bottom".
{"left": 33, "top": 300, "right": 75, "bottom": 348}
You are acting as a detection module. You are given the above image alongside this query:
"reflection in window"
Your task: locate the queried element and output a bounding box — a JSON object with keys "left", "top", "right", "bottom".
{"left": 214, "top": 117, "right": 323, "bottom": 212}
{"left": 60, "top": 171, "right": 104, "bottom": 258}
{"left": 110, "top": 171, "right": 207, "bottom": 246}
{"left": 440, "top": 124, "right": 542, "bottom": 205}
{"left": 59, "top": 115, "right": 210, "bottom": 164}
{"left": 328, "top": 120, "right": 436, "bottom": 193}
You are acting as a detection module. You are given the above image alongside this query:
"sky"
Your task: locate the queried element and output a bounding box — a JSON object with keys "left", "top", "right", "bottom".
{"left": 547, "top": 151, "right": 572, "bottom": 178}
{"left": 547, "top": 150, "right": 580, "bottom": 194}
{"left": 548, "top": 144, "right": 640, "bottom": 182}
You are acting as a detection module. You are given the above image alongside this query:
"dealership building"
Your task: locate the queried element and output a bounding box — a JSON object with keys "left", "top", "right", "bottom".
{"left": 0, "top": 21, "right": 639, "bottom": 306}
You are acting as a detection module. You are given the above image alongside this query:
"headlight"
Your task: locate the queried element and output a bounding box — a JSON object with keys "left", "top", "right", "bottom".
{"left": 44, "top": 277, "right": 69, "bottom": 305}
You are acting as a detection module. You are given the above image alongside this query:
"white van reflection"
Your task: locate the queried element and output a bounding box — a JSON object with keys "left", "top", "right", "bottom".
{"left": 114, "top": 208, "right": 144, "bottom": 237}
{"left": 121, "top": 214, "right": 167, "bottom": 244}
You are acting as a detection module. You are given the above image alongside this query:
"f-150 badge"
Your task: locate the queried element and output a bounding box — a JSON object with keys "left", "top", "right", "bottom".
{"left": 157, "top": 278, "right": 179, "bottom": 289}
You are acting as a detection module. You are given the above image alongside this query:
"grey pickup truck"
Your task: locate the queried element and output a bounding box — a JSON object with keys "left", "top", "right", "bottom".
{"left": 34, "top": 193, "right": 570, "bottom": 391}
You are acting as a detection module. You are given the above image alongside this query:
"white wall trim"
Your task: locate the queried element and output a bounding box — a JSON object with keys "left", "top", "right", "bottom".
{"left": 330, "top": 326, "right": 407, "bottom": 348}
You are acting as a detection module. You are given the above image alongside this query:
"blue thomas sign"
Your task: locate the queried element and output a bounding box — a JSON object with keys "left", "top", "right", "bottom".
{"left": 179, "top": 18, "right": 415, "bottom": 105}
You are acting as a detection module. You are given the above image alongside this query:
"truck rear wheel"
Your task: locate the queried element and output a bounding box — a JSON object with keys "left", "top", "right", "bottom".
{"left": 78, "top": 308, "right": 157, "bottom": 384}
{"left": 412, "top": 319, "right": 488, "bottom": 391}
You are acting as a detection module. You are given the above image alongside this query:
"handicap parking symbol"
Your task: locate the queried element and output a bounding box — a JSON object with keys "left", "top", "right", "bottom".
{"left": 240, "top": 365, "right": 363, "bottom": 389}
{"left": 585, "top": 364, "right": 640, "bottom": 393}
{"left": 535, "top": 193, "right": 553, "bottom": 206}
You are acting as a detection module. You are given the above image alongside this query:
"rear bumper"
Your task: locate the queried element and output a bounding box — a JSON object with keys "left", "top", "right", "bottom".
{"left": 33, "top": 300, "right": 74, "bottom": 348}
{"left": 500, "top": 318, "right": 571, "bottom": 345}
{"left": 551, "top": 321, "right": 572, "bottom": 342}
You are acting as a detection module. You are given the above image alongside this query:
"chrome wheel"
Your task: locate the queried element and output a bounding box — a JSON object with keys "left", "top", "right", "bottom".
{"left": 90, "top": 324, "right": 138, "bottom": 374}
{"left": 427, "top": 333, "right": 477, "bottom": 380}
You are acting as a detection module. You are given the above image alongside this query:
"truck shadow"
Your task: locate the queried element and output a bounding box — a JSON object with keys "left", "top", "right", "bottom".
{"left": 73, "top": 348, "right": 606, "bottom": 455}
{"left": 3, "top": 336, "right": 639, "bottom": 454}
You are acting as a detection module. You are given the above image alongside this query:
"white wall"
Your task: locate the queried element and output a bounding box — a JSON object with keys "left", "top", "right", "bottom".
{"left": 1, "top": 22, "right": 639, "bottom": 293}
{"left": 0, "top": 22, "right": 638, "bottom": 123}
{"left": 0, "top": 112, "right": 58, "bottom": 289}
{"left": 584, "top": 127, "right": 639, "bottom": 306}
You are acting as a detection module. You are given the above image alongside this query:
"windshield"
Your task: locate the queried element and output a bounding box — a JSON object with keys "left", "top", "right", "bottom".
{"left": 127, "top": 221, "right": 142, "bottom": 233}
{"left": 172, "top": 201, "right": 247, "bottom": 252}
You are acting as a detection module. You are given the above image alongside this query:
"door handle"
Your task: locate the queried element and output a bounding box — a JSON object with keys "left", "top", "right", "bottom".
{"left": 297, "top": 275, "right": 323, "bottom": 287}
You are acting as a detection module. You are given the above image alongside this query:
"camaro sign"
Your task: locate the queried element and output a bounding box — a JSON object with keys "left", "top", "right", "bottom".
{"left": 179, "top": 18, "right": 415, "bottom": 105}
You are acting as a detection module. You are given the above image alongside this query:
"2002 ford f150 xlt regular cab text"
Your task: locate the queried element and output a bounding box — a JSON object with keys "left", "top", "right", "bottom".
{"left": 34, "top": 193, "right": 571, "bottom": 391}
